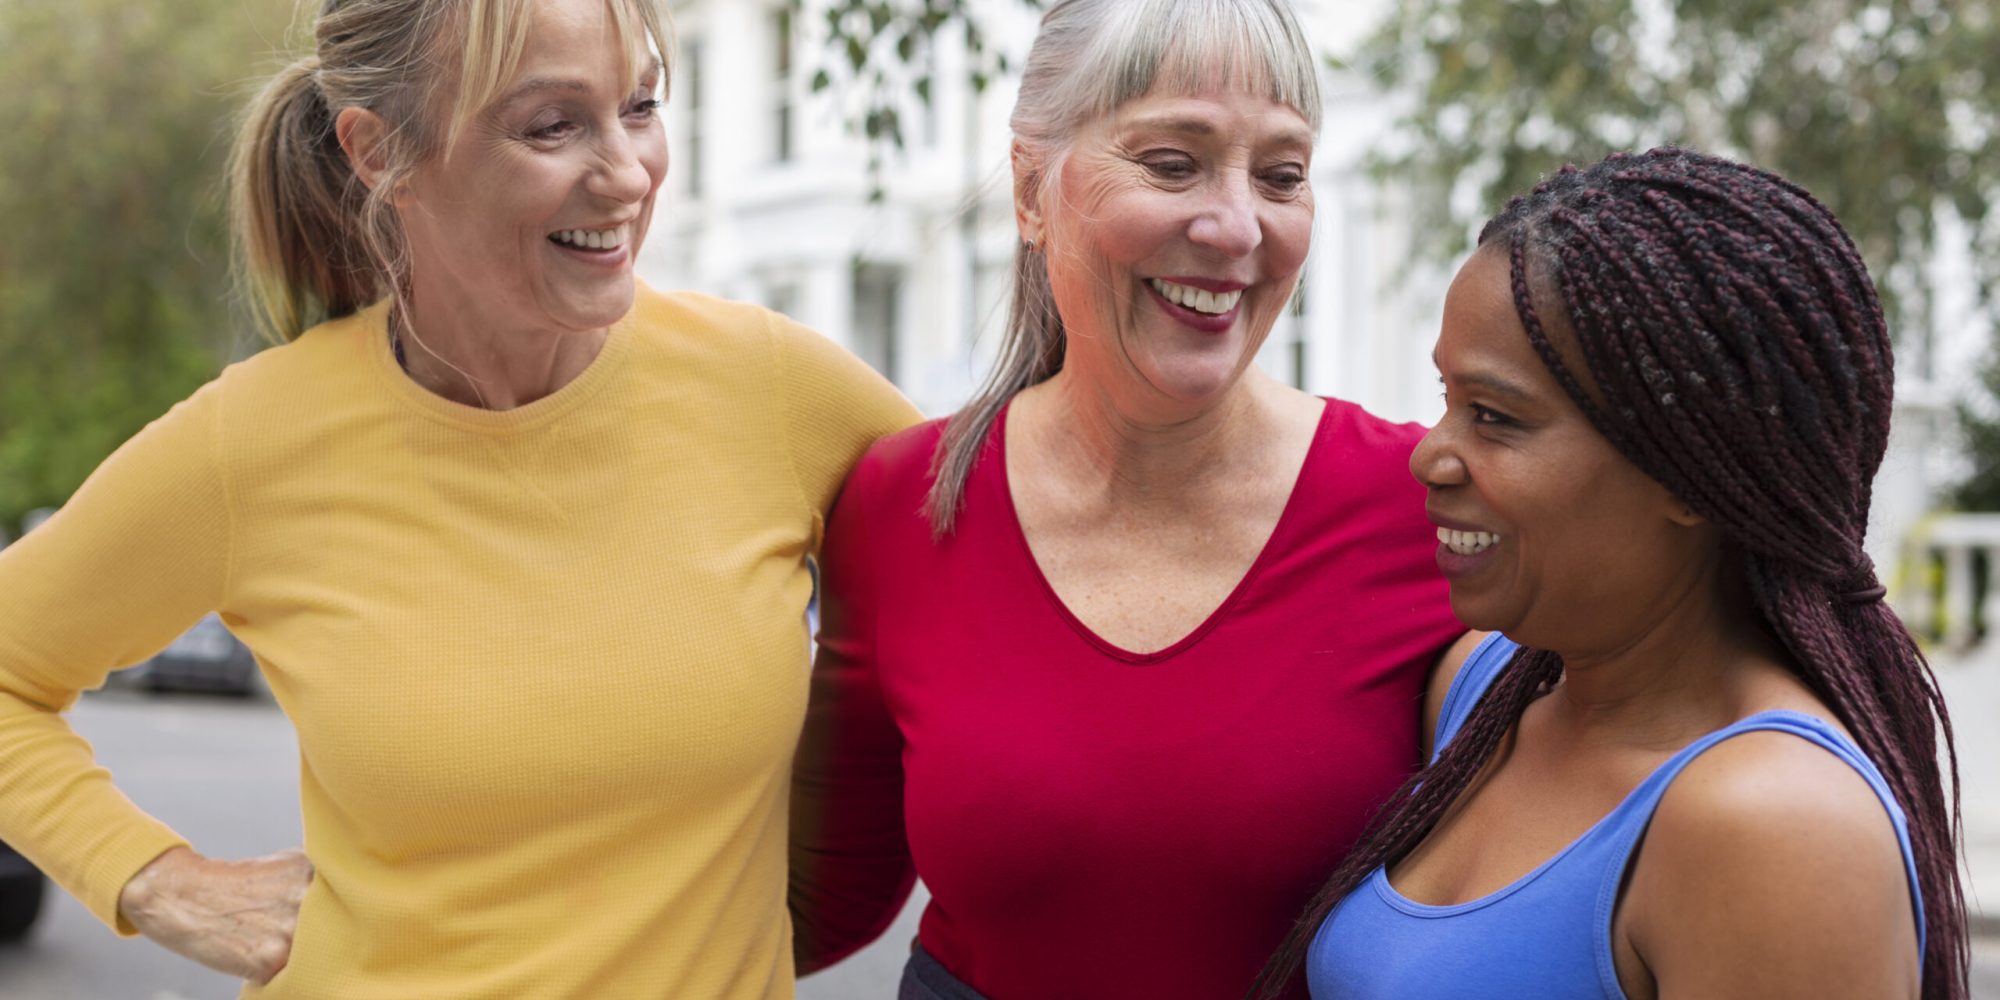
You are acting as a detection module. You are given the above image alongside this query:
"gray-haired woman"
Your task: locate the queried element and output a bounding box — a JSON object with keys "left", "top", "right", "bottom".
{"left": 0, "top": 0, "right": 914, "bottom": 996}
{"left": 788, "top": 1, "right": 1473, "bottom": 997}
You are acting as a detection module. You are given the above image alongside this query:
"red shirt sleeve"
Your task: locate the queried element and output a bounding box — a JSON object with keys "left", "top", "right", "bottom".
{"left": 787, "top": 429, "right": 930, "bottom": 971}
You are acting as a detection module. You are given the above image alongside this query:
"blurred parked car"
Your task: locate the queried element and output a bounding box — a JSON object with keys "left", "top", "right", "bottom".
{"left": 0, "top": 843, "right": 42, "bottom": 943}
{"left": 0, "top": 512, "right": 48, "bottom": 941}
{"left": 14, "top": 509, "right": 256, "bottom": 696}
{"left": 136, "top": 614, "right": 259, "bottom": 696}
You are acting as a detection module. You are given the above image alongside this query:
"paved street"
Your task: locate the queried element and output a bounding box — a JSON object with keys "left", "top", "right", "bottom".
{"left": 0, "top": 691, "right": 1993, "bottom": 998}
{"left": 0, "top": 691, "right": 301, "bottom": 1000}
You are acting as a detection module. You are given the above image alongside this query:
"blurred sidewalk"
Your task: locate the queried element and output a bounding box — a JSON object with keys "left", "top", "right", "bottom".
{"left": 1940, "top": 646, "right": 2000, "bottom": 934}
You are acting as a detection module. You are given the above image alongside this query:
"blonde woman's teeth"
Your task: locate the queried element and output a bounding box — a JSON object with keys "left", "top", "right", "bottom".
{"left": 1437, "top": 527, "right": 1500, "bottom": 555}
{"left": 551, "top": 226, "right": 628, "bottom": 250}
{"left": 1149, "top": 278, "right": 1242, "bottom": 315}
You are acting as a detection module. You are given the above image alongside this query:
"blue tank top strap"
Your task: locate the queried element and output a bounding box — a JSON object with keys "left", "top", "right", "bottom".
{"left": 1307, "top": 704, "right": 1928, "bottom": 999}
{"left": 1590, "top": 708, "right": 1927, "bottom": 961}
{"left": 1432, "top": 633, "right": 1522, "bottom": 762}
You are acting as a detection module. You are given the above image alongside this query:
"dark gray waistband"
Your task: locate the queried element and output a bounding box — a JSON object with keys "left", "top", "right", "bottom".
{"left": 898, "top": 945, "right": 990, "bottom": 1000}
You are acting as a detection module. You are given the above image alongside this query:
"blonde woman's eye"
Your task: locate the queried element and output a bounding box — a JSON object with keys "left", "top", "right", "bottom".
{"left": 528, "top": 119, "right": 577, "bottom": 141}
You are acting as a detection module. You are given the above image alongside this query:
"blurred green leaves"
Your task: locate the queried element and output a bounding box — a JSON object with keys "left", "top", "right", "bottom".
{"left": 1359, "top": 0, "right": 2000, "bottom": 509}
{"left": 816, "top": 0, "right": 1999, "bottom": 506}
{"left": 795, "top": 0, "right": 1040, "bottom": 195}
{"left": 1359, "top": 0, "right": 2000, "bottom": 328}
{"left": 0, "top": 0, "right": 293, "bottom": 532}
{"left": 1953, "top": 351, "right": 2000, "bottom": 511}
{"left": 810, "top": 0, "right": 1999, "bottom": 325}
{"left": 6, "top": 0, "right": 1996, "bottom": 524}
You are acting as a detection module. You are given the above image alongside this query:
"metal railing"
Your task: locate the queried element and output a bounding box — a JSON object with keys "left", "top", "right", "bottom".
{"left": 1896, "top": 513, "right": 2000, "bottom": 923}
{"left": 1898, "top": 513, "right": 2000, "bottom": 655}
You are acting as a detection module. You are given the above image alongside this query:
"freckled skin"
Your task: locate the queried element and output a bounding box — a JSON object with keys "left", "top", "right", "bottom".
{"left": 1003, "top": 86, "right": 1325, "bottom": 655}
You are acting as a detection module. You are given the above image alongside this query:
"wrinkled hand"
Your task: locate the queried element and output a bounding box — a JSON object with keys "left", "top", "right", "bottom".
{"left": 117, "top": 846, "right": 313, "bottom": 984}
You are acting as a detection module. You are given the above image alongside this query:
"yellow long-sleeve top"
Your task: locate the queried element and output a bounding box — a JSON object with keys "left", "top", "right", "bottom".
{"left": 0, "top": 285, "right": 918, "bottom": 998}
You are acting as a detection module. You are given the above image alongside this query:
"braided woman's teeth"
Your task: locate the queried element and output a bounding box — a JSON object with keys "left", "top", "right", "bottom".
{"left": 550, "top": 225, "right": 628, "bottom": 250}
{"left": 1438, "top": 527, "right": 1500, "bottom": 555}
{"left": 1149, "top": 278, "right": 1243, "bottom": 315}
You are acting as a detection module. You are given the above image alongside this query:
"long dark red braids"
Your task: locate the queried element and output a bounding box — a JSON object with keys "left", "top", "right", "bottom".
{"left": 1252, "top": 148, "right": 1967, "bottom": 999}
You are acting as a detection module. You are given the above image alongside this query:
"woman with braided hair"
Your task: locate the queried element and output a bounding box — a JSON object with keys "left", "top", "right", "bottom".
{"left": 1257, "top": 148, "right": 1966, "bottom": 999}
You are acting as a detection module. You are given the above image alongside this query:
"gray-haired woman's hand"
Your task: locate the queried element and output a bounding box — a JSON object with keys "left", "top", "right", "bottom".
{"left": 117, "top": 846, "right": 313, "bottom": 984}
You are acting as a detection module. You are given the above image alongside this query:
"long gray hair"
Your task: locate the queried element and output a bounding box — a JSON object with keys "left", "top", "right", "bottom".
{"left": 923, "top": 0, "right": 1323, "bottom": 534}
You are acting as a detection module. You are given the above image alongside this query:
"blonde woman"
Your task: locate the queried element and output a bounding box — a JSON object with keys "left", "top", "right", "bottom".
{"left": 0, "top": 0, "right": 914, "bottom": 996}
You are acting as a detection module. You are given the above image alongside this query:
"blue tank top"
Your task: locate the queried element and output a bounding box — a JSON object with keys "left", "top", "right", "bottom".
{"left": 1306, "top": 634, "right": 1926, "bottom": 999}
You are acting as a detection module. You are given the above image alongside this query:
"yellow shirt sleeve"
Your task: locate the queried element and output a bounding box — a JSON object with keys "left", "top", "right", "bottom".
{"left": 767, "top": 312, "right": 923, "bottom": 550}
{"left": 0, "top": 379, "right": 236, "bottom": 932}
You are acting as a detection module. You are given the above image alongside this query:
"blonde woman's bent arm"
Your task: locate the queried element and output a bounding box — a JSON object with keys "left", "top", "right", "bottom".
{"left": 0, "top": 376, "right": 307, "bottom": 982}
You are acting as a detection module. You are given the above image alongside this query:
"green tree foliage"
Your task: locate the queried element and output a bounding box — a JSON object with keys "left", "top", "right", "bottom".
{"left": 1357, "top": 1, "right": 2000, "bottom": 508}
{"left": 1952, "top": 351, "right": 2000, "bottom": 511}
{"left": 820, "top": 0, "right": 2000, "bottom": 505}
{"left": 1361, "top": 0, "right": 2000, "bottom": 324}
{"left": 0, "top": 0, "right": 293, "bottom": 532}
{"left": 816, "top": 0, "right": 1998, "bottom": 310}
{"left": 793, "top": 0, "right": 1041, "bottom": 193}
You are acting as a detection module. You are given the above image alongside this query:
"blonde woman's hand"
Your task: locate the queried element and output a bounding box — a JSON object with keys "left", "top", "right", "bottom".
{"left": 117, "top": 846, "right": 313, "bottom": 984}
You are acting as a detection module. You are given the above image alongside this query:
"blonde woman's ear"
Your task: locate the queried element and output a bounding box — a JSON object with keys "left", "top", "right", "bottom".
{"left": 334, "top": 107, "right": 393, "bottom": 192}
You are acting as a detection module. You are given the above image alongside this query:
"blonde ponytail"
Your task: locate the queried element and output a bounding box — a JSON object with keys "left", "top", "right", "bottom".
{"left": 229, "top": 55, "right": 381, "bottom": 343}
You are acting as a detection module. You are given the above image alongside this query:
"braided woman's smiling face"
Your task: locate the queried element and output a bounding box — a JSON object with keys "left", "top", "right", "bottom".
{"left": 1410, "top": 243, "right": 1718, "bottom": 652}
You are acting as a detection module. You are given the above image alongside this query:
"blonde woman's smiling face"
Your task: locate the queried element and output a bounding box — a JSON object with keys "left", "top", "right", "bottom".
{"left": 1027, "top": 86, "right": 1314, "bottom": 406}
{"left": 399, "top": 0, "right": 668, "bottom": 338}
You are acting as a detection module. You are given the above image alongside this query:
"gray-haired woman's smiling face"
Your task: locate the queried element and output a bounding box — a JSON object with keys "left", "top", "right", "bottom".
{"left": 1028, "top": 85, "right": 1314, "bottom": 407}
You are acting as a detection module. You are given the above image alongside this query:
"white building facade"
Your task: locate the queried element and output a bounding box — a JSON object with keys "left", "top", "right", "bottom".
{"left": 640, "top": 0, "right": 1988, "bottom": 585}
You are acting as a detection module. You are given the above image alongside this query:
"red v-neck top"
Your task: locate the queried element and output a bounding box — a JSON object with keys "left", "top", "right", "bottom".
{"left": 790, "top": 399, "right": 1461, "bottom": 1000}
